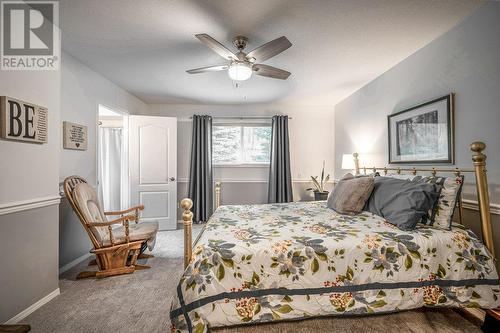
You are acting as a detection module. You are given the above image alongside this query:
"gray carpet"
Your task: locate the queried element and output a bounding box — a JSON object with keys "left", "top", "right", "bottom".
{"left": 153, "top": 224, "right": 204, "bottom": 258}
{"left": 24, "top": 256, "right": 182, "bottom": 333}
{"left": 22, "top": 227, "right": 481, "bottom": 333}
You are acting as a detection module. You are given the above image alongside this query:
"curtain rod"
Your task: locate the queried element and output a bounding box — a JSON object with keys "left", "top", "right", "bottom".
{"left": 188, "top": 116, "right": 292, "bottom": 120}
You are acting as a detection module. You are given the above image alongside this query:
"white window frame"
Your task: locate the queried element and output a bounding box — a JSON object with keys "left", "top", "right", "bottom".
{"left": 212, "top": 122, "right": 271, "bottom": 167}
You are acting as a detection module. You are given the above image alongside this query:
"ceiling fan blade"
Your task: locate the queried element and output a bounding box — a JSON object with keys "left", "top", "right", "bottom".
{"left": 186, "top": 65, "right": 228, "bottom": 74}
{"left": 246, "top": 36, "right": 292, "bottom": 62}
{"left": 195, "top": 34, "right": 237, "bottom": 60}
{"left": 253, "top": 64, "right": 291, "bottom": 80}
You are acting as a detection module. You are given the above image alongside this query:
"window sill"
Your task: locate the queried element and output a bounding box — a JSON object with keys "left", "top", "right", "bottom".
{"left": 213, "top": 163, "right": 270, "bottom": 168}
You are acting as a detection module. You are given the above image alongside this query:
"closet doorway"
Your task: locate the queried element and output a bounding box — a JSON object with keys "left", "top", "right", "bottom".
{"left": 97, "top": 105, "right": 129, "bottom": 212}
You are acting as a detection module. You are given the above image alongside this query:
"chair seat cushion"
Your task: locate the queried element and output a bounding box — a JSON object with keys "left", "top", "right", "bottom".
{"left": 73, "top": 182, "right": 109, "bottom": 245}
{"left": 102, "top": 221, "right": 159, "bottom": 250}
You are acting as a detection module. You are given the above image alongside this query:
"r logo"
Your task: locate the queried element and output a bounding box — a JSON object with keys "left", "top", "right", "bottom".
{"left": 1, "top": 1, "right": 59, "bottom": 70}
{"left": 2, "top": 1, "right": 54, "bottom": 55}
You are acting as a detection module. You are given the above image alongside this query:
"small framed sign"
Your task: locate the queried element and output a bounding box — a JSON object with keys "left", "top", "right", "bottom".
{"left": 0, "top": 96, "right": 48, "bottom": 144}
{"left": 63, "top": 121, "right": 88, "bottom": 150}
{"left": 388, "top": 94, "right": 454, "bottom": 164}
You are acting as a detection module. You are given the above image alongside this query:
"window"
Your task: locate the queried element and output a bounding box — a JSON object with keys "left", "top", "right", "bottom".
{"left": 212, "top": 125, "right": 272, "bottom": 165}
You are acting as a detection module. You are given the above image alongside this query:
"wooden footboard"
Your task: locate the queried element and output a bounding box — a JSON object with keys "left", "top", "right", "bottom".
{"left": 181, "top": 198, "right": 193, "bottom": 269}
{"left": 181, "top": 183, "right": 222, "bottom": 269}
{"left": 215, "top": 182, "right": 221, "bottom": 209}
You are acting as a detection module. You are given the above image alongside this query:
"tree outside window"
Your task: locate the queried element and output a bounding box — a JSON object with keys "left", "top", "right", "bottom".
{"left": 212, "top": 125, "right": 271, "bottom": 165}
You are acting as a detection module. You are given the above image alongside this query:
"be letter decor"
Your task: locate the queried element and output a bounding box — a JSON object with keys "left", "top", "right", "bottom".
{"left": 0, "top": 96, "right": 48, "bottom": 144}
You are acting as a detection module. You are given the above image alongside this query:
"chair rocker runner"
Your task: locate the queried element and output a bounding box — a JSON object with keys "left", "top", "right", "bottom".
{"left": 64, "top": 176, "right": 159, "bottom": 279}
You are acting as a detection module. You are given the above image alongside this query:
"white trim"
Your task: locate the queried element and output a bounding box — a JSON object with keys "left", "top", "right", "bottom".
{"left": 293, "top": 179, "right": 335, "bottom": 183}
{"left": 177, "top": 178, "right": 268, "bottom": 183}
{"left": 213, "top": 163, "right": 269, "bottom": 168}
{"left": 0, "top": 196, "right": 61, "bottom": 216}
{"left": 214, "top": 179, "right": 268, "bottom": 183}
{"left": 59, "top": 252, "right": 93, "bottom": 275}
{"left": 462, "top": 199, "right": 500, "bottom": 215}
{"left": 177, "top": 178, "right": 334, "bottom": 183}
{"left": 4, "top": 288, "right": 60, "bottom": 324}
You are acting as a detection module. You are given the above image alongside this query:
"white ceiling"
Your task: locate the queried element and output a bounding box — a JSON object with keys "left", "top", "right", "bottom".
{"left": 60, "top": 0, "right": 482, "bottom": 106}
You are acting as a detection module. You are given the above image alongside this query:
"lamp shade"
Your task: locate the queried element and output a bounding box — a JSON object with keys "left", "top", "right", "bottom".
{"left": 228, "top": 62, "right": 252, "bottom": 81}
{"left": 341, "top": 154, "right": 355, "bottom": 170}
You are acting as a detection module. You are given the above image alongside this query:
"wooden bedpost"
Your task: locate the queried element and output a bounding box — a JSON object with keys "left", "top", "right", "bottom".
{"left": 215, "top": 182, "right": 221, "bottom": 209}
{"left": 471, "top": 142, "right": 495, "bottom": 258}
{"left": 181, "top": 198, "right": 193, "bottom": 269}
{"left": 353, "top": 153, "right": 360, "bottom": 175}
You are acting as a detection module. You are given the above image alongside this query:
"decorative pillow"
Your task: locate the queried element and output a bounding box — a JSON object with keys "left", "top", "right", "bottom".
{"left": 414, "top": 175, "right": 464, "bottom": 230}
{"left": 364, "top": 177, "right": 442, "bottom": 231}
{"left": 381, "top": 173, "right": 464, "bottom": 230}
{"left": 327, "top": 173, "right": 374, "bottom": 215}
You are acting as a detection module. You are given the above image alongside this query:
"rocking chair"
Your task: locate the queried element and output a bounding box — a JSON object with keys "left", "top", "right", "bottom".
{"left": 64, "top": 176, "right": 159, "bottom": 279}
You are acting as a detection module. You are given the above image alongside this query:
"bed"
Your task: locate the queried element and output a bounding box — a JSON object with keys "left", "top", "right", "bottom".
{"left": 170, "top": 142, "right": 500, "bottom": 333}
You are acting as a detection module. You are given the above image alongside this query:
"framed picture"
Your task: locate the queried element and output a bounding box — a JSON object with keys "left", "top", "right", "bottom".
{"left": 388, "top": 94, "right": 454, "bottom": 164}
{"left": 63, "top": 121, "right": 88, "bottom": 150}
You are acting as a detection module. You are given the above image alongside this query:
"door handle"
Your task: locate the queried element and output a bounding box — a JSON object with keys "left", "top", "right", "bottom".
{"left": 169, "top": 177, "right": 176, "bottom": 181}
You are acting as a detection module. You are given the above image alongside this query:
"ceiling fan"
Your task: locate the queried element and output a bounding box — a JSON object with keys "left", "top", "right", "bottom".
{"left": 186, "top": 34, "right": 292, "bottom": 81}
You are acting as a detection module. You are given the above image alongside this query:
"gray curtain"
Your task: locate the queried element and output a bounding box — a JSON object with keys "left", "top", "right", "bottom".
{"left": 188, "top": 115, "right": 213, "bottom": 223}
{"left": 268, "top": 115, "right": 293, "bottom": 203}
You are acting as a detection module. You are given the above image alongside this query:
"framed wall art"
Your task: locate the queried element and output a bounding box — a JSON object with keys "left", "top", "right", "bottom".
{"left": 63, "top": 121, "right": 88, "bottom": 150}
{"left": 388, "top": 94, "right": 454, "bottom": 164}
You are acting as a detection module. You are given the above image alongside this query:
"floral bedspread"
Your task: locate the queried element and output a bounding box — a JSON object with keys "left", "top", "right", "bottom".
{"left": 170, "top": 201, "right": 499, "bottom": 333}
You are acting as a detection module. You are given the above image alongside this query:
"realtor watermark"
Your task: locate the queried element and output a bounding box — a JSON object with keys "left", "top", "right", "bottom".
{"left": 1, "top": 0, "right": 60, "bottom": 70}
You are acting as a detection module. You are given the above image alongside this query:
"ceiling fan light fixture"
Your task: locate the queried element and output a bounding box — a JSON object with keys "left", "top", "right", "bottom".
{"left": 187, "top": 34, "right": 292, "bottom": 81}
{"left": 228, "top": 61, "right": 252, "bottom": 81}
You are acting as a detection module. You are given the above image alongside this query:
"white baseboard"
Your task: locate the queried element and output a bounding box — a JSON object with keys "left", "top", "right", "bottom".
{"left": 59, "top": 252, "right": 92, "bottom": 275}
{"left": 5, "top": 288, "right": 60, "bottom": 324}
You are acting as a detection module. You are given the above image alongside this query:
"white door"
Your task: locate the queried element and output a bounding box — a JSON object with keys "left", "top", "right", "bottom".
{"left": 129, "top": 116, "right": 177, "bottom": 230}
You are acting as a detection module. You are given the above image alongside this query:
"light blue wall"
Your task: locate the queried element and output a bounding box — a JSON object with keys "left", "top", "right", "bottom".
{"left": 59, "top": 52, "right": 149, "bottom": 268}
{"left": 334, "top": 2, "right": 500, "bottom": 268}
{"left": 334, "top": 2, "right": 500, "bottom": 203}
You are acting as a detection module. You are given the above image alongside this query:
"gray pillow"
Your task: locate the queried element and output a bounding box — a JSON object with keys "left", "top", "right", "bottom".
{"left": 327, "top": 174, "right": 374, "bottom": 215}
{"left": 365, "top": 177, "right": 441, "bottom": 230}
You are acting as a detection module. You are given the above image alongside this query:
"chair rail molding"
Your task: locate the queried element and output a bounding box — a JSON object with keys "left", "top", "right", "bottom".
{"left": 177, "top": 178, "right": 335, "bottom": 183}
{"left": 462, "top": 199, "right": 500, "bottom": 216}
{"left": 0, "top": 195, "right": 61, "bottom": 216}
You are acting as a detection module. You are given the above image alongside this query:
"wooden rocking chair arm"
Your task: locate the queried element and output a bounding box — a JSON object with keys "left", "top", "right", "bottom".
{"left": 104, "top": 205, "right": 145, "bottom": 216}
{"left": 87, "top": 215, "right": 135, "bottom": 227}
{"left": 88, "top": 216, "right": 133, "bottom": 246}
